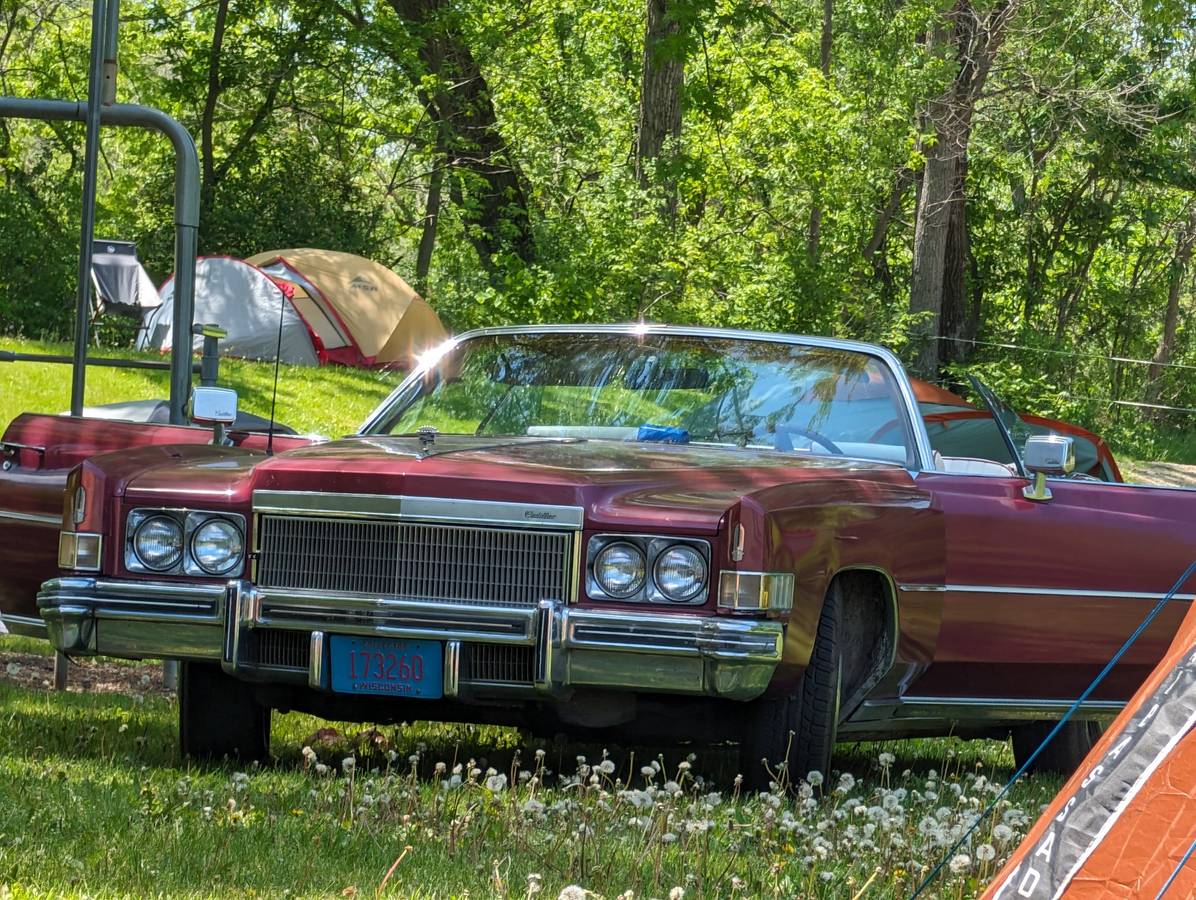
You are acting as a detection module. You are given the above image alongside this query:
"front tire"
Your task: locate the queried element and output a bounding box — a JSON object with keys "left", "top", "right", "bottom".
{"left": 742, "top": 583, "right": 843, "bottom": 790}
{"left": 179, "top": 662, "right": 271, "bottom": 763}
{"left": 1011, "top": 719, "right": 1103, "bottom": 775}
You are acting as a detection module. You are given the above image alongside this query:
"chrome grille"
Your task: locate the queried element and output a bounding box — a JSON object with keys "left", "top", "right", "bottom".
{"left": 464, "top": 643, "right": 536, "bottom": 684}
{"left": 256, "top": 514, "right": 572, "bottom": 607}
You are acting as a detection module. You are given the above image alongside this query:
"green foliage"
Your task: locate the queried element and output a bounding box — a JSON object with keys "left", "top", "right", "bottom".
{"left": 1, "top": 0, "right": 1195, "bottom": 451}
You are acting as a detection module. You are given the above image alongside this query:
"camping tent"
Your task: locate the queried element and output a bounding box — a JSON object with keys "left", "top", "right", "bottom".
{"left": 984, "top": 569, "right": 1196, "bottom": 899}
{"left": 139, "top": 250, "right": 447, "bottom": 368}
{"left": 91, "top": 239, "right": 160, "bottom": 318}
{"left": 138, "top": 256, "right": 320, "bottom": 365}
{"left": 246, "top": 248, "right": 446, "bottom": 368}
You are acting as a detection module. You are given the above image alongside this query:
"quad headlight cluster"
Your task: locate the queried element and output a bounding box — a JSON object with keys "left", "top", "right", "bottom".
{"left": 587, "top": 535, "right": 710, "bottom": 604}
{"left": 125, "top": 509, "right": 245, "bottom": 577}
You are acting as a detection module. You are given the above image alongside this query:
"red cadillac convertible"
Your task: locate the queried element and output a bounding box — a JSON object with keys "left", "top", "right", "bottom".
{"left": 2, "top": 324, "right": 1192, "bottom": 781}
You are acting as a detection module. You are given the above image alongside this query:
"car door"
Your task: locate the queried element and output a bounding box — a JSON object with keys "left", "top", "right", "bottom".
{"left": 905, "top": 382, "right": 1196, "bottom": 709}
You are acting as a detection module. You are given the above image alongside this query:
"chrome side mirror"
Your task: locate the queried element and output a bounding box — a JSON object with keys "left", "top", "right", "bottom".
{"left": 1022, "top": 435, "right": 1074, "bottom": 501}
{"left": 191, "top": 386, "right": 238, "bottom": 425}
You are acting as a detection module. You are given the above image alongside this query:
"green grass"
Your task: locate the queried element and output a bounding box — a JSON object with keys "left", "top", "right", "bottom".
{"left": 0, "top": 658, "right": 1060, "bottom": 899}
{"left": 0, "top": 338, "right": 401, "bottom": 438}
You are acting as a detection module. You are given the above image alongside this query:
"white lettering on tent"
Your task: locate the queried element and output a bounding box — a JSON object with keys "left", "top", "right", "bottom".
{"left": 1017, "top": 867, "right": 1042, "bottom": 896}
{"left": 1035, "top": 831, "right": 1055, "bottom": 862}
{"left": 1136, "top": 702, "right": 1160, "bottom": 727}
{"left": 1107, "top": 734, "right": 1133, "bottom": 761}
{"left": 1080, "top": 765, "right": 1104, "bottom": 789}
{"left": 991, "top": 869, "right": 1018, "bottom": 899}
{"left": 1054, "top": 796, "right": 1077, "bottom": 822}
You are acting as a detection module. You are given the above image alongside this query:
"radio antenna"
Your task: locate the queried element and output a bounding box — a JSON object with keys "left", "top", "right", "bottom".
{"left": 266, "top": 278, "right": 287, "bottom": 456}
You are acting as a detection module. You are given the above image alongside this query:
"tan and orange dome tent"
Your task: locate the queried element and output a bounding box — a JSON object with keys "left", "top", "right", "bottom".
{"left": 984, "top": 564, "right": 1196, "bottom": 900}
{"left": 246, "top": 248, "right": 447, "bottom": 368}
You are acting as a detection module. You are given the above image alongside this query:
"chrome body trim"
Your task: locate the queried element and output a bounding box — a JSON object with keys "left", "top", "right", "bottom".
{"left": 559, "top": 606, "right": 783, "bottom": 661}
{"left": 37, "top": 575, "right": 783, "bottom": 701}
{"left": 36, "top": 577, "right": 225, "bottom": 660}
{"left": 253, "top": 587, "right": 540, "bottom": 644}
{"left": 0, "top": 508, "right": 60, "bottom": 526}
{"left": 443, "top": 640, "right": 461, "bottom": 698}
{"left": 898, "top": 582, "right": 1196, "bottom": 602}
{"left": 252, "top": 490, "right": 584, "bottom": 530}
{"left": 0, "top": 613, "right": 48, "bottom": 637}
{"left": 308, "top": 631, "right": 326, "bottom": 689}
{"left": 357, "top": 324, "right": 935, "bottom": 472}
{"left": 847, "top": 695, "right": 1124, "bottom": 728}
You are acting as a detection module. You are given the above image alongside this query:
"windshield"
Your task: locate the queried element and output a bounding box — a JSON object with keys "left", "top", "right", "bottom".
{"left": 366, "top": 331, "right": 916, "bottom": 465}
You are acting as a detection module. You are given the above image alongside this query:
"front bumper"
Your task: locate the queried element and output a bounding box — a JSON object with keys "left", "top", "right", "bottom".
{"left": 37, "top": 578, "right": 784, "bottom": 701}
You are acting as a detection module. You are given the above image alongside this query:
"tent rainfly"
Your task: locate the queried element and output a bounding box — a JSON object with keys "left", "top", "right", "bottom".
{"left": 984, "top": 569, "right": 1196, "bottom": 899}
{"left": 138, "top": 249, "right": 447, "bottom": 368}
{"left": 247, "top": 248, "right": 445, "bottom": 368}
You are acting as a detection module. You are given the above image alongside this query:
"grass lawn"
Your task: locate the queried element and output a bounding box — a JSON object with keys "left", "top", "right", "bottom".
{"left": 0, "top": 639, "right": 1060, "bottom": 900}
{"left": 0, "top": 337, "right": 398, "bottom": 438}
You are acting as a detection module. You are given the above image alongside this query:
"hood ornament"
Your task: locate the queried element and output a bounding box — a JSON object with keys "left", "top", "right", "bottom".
{"left": 417, "top": 425, "right": 438, "bottom": 454}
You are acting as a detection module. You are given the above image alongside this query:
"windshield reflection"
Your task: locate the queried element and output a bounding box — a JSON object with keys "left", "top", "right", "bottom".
{"left": 367, "top": 333, "right": 915, "bottom": 465}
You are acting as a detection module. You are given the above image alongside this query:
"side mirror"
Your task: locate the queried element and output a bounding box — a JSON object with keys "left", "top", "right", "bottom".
{"left": 1022, "top": 435, "right": 1074, "bottom": 501}
{"left": 191, "top": 386, "right": 238, "bottom": 426}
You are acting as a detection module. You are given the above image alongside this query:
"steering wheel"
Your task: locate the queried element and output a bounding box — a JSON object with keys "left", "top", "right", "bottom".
{"left": 772, "top": 424, "right": 844, "bottom": 456}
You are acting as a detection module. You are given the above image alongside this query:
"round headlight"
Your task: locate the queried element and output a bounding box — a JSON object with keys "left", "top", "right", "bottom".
{"left": 191, "top": 518, "right": 244, "bottom": 575}
{"left": 594, "top": 542, "right": 646, "bottom": 598}
{"left": 133, "top": 516, "right": 184, "bottom": 570}
{"left": 653, "top": 545, "right": 708, "bottom": 601}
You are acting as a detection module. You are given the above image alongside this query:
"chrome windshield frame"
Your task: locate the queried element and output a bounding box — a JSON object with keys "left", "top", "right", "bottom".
{"left": 357, "top": 324, "right": 936, "bottom": 472}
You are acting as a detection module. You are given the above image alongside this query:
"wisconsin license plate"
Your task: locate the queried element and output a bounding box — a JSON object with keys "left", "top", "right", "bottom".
{"left": 329, "top": 636, "right": 443, "bottom": 699}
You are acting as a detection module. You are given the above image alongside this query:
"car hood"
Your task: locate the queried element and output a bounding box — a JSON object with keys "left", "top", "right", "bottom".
{"left": 122, "top": 434, "right": 909, "bottom": 533}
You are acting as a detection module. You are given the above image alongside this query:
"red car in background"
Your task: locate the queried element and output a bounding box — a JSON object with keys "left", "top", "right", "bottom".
{"left": 910, "top": 380, "right": 1123, "bottom": 483}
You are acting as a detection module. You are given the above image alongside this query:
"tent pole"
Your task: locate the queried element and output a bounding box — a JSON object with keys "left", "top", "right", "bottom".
{"left": 69, "top": 0, "right": 110, "bottom": 417}
{"left": 0, "top": 98, "right": 200, "bottom": 425}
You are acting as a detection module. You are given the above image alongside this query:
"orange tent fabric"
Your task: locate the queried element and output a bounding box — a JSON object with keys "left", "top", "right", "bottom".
{"left": 246, "top": 249, "right": 447, "bottom": 368}
{"left": 985, "top": 595, "right": 1196, "bottom": 899}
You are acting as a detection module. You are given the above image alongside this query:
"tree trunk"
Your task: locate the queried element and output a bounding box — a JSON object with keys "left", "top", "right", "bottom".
{"left": 635, "top": 0, "right": 685, "bottom": 201}
{"left": 908, "top": 0, "right": 1019, "bottom": 376}
{"left": 1145, "top": 209, "right": 1196, "bottom": 407}
{"left": 199, "top": 0, "right": 230, "bottom": 212}
{"left": 807, "top": 0, "right": 832, "bottom": 265}
{"left": 389, "top": 0, "right": 535, "bottom": 269}
{"left": 414, "top": 124, "right": 447, "bottom": 297}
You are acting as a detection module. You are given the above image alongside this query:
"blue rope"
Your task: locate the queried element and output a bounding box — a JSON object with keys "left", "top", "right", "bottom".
{"left": 910, "top": 558, "right": 1196, "bottom": 899}
{"left": 1156, "top": 836, "right": 1196, "bottom": 899}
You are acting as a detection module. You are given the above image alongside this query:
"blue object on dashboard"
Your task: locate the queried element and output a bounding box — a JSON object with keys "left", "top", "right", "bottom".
{"left": 637, "top": 424, "right": 690, "bottom": 444}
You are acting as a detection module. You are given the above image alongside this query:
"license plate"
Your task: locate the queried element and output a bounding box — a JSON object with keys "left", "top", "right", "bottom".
{"left": 329, "top": 636, "right": 443, "bottom": 699}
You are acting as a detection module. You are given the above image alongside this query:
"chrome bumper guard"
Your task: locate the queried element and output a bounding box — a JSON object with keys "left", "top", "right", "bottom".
{"left": 36, "top": 577, "right": 784, "bottom": 701}
{"left": 36, "top": 577, "right": 225, "bottom": 661}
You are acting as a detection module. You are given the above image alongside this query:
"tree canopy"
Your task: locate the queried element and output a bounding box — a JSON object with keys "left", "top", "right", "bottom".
{"left": 1, "top": 0, "right": 1195, "bottom": 456}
